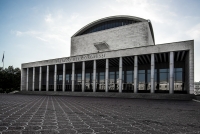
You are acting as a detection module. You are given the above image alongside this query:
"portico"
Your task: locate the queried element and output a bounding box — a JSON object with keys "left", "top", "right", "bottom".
{"left": 21, "top": 41, "right": 194, "bottom": 94}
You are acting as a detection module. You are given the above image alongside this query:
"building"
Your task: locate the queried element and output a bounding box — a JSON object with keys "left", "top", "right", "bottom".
{"left": 21, "top": 15, "right": 194, "bottom": 94}
{"left": 194, "top": 81, "right": 200, "bottom": 95}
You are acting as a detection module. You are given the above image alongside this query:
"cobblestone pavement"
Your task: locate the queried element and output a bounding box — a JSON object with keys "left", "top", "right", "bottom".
{"left": 0, "top": 94, "right": 200, "bottom": 134}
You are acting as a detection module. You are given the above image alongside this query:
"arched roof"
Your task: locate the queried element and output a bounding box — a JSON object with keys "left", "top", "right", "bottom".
{"left": 72, "top": 15, "right": 147, "bottom": 37}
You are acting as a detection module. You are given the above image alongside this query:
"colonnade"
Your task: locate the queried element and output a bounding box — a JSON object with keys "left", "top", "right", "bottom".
{"left": 24, "top": 53, "right": 175, "bottom": 94}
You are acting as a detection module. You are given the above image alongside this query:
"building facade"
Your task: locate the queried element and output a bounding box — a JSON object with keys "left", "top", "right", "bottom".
{"left": 21, "top": 15, "right": 194, "bottom": 94}
{"left": 194, "top": 81, "right": 200, "bottom": 95}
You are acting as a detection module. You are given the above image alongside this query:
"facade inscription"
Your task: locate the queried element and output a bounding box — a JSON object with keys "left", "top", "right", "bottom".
{"left": 23, "top": 53, "right": 106, "bottom": 68}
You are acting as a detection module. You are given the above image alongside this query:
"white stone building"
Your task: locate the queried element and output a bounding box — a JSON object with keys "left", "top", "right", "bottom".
{"left": 21, "top": 15, "right": 194, "bottom": 94}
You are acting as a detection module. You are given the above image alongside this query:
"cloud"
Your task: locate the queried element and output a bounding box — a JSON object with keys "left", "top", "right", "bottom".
{"left": 16, "top": 31, "right": 22, "bottom": 36}
{"left": 187, "top": 23, "right": 200, "bottom": 41}
{"left": 45, "top": 14, "right": 53, "bottom": 23}
{"left": 36, "top": 36, "right": 49, "bottom": 42}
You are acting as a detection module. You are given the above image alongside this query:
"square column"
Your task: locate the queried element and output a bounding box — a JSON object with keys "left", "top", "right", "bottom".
{"left": 134, "top": 56, "right": 138, "bottom": 93}
{"left": 151, "top": 54, "right": 155, "bottom": 93}
{"left": 62, "top": 64, "right": 66, "bottom": 92}
{"left": 26, "top": 68, "right": 29, "bottom": 91}
{"left": 46, "top": 65, "right": 49, "bottom": 91}
{"left": 119, "top": 57, "right": 122, "bottom": 93}
{"left": 105, "top": 59, "right": 109, "bottom": 92}
{"left": 39, "top": 66, "right": 42, "bottom": 91}
{"left": 32, "top": 67, "right": 35, "bottom": 91}
{"left": 93, "top": 60, "right": 96, "bottom": 92}
{"left": 54, "top": 64, "right": 57, "bottom": 91}
{"left": 72, "top": 63, "right": 75, "bottom": 92}
{"left": 21, "top": 68, "right": 26, "bottom": 91}
{"left": 21, "top": 68, "right": 23, "bottom": 91}
{"left": 82, "top": 61, "right": 85, "bottom": 92}
{"left": 169, "top": 52, "right": 174, "bottom": 94}
{"left": 189, "top": 46, "right": 194, "bottom": 94}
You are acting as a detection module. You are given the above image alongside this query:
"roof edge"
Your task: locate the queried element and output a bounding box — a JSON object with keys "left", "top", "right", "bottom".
{"left": 72, "top": 15, "right": 147, "bottom": 37}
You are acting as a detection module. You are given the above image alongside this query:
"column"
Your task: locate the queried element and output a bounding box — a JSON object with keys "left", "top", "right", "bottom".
{"left": 20, "top": 68, "right": 23, "bottom": 91}
{"left": 39, "top": 66, "right": 42, "bottom": 91}
{"left": 93, "top": 60, "right": 96, "bottom": 92}
{"left": 82, "top": 61, "right": 85, "bottom": 92}
{"left": 72, "top": 63, "right": 75, "bottom": 92}
{"left": 21, "top": 68, "right": 26, "bottom": 91}
{"left": 151, "top": 54, "right": 155, "bottom": 93}
{"left": 189, "top": 45, "right": 194, "bottom": 94}
{"left": 134, "top": 56, "right": 138, "bottom": 93}
{"left": 46, "top": 66, "right": 49, "bottom": 91}
{"left": 105, "top": 59, "right": 109, "bottom": 92}
{"left": 54, "top": 64, "right": 57, "bottom": 91}
{"left": 62, "top": 64, "right": 66, "bottom": 92}
{"left": 32, "top": 67, "right": 35, "bottom": 91}
{"left": 119, "top": 57, "right": 122, "bottom": 93}
{"left": 169, "top": 52, "right": 174, "bottom": 94}
{"left": 26, "top": 68, "right": 29, "bottom": 91}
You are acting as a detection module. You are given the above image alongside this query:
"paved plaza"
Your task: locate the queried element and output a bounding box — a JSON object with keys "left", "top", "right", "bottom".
{"left": 0, "top": 94, "right": 200, "bottom": 134}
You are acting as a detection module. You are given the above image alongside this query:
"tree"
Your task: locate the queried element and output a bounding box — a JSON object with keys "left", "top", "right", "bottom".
{"left": 0, "top": 66, "right": 21, "bottom": 93}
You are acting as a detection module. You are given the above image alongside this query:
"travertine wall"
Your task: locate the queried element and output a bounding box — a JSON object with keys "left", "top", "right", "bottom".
{"left": 21, "top": 68, "right": 26, "bottom": 91}
{"left": 71, "top": 22, "right": 154, "bottom": 56}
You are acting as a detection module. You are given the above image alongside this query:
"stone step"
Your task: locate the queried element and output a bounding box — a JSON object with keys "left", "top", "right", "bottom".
{"left": 16, "top": 91, "right": 195, "bottom": 101}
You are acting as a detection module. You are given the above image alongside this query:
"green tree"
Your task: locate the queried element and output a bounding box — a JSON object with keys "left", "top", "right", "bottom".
{"left": 0, "top": 66, "right": 21, "bottom": 93}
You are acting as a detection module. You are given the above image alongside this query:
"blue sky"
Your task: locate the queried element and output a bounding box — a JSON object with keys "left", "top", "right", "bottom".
{"left": 0, "top": 0, "right": 200, "bottom": 81}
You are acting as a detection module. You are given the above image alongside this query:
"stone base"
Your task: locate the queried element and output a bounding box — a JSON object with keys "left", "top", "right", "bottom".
{"left": 16, "top": 91, "right": 195, "bottom": 101}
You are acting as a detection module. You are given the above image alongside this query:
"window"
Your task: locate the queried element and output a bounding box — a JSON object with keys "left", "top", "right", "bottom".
{"left": 126, "top": 70, "right": 133, "bottom": 83}
{"left": 138, "top": 70, "right": 145, "bottom": 83}
{"left": 174, "top": 68, "right": 183, "bottom": 91}
{"left": 109, "top": 72, "right": 115, "bottom": 83}
{"left": 99, "top": 72, "right": 105, "bottom": 83}
{"left": 77, "top": 73, "right": 82, "bottom": 83}
{"left": 78, "top": 19, "right": 140, "bottom": 36}
{"left": 86, "top": 73, "right": 90, "bottom": 82}
{"left": 66, "top": 74, "right": 70, "bottom": 83}
{"left": 159, "top": 69, "right": 169, "bottom": 83}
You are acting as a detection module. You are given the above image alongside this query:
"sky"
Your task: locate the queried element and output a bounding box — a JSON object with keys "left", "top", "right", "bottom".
{"left": 0, "top": 0, "right": 200, "bottom": 81}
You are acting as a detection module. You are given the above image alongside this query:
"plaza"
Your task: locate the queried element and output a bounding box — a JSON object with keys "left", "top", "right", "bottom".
{"left": 0, "top": 94, "right": 200, "bottom": 133}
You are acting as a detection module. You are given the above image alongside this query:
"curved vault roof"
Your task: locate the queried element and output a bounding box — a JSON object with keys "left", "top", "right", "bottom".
{"left": 72, "top": 15, "right": 155, "bottom": 44}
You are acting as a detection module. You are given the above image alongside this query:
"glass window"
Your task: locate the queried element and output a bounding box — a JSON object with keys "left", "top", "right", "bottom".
{"left": 147, "top": 70, "right": 151, "bottom": 83}
{"left": 78, "top": 19, "right": 140, "bottom": 36}
{"left": 160, "top": 69, "right": 168, "bottom": 73}
{"left": 116, "top": 71, "right": 119, "bottom": 78}
{"left": 59, "top": 75, "right": 62, "bottom": 81}
{"left": 99, "top": 72, "right": 105, "bottom": 83}
{"left": 77, "top": 73, "right": 82, "bottom": 83}
{"left": 159, "top": 69, "right": 169, "bottom": 85}
{"left": 66, "top": 74, "right": 70, "bottom": 83}
{"left": 85, "top": 73, "right": 90, "bottom": 82}
{"left": 147, "top": 69, "right": 157, "bottom": 83}
{"left": 138, "top": 70, "right": 145, "bottom": 83}
{"left": 174, "top": 68, "right": 183, "bottom": 81}
{"left": 109, "top": 72, "right": 115, "bottom": 83}
{"left": 126, "top": 70, "right": 133, "bottom": 83}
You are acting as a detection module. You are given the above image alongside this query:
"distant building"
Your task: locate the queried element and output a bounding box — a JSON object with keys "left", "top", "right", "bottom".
{"left": 194, "top": 81, "right": 200, "bottom": 95}
{"left": 21, "top": 15, "right": 194, "bottom": 94}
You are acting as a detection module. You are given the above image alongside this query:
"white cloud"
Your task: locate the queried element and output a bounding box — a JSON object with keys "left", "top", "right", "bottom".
{"left": 45, "top": 14, "right": 53, "bottom": 23}
{"left": 36, "top": 36, "right": 49, "bottom": 42}
{"left": 16, "top": 31, "right": 22, "bottom": 36}
{"left": 187, "top": 23, "right": 200, "bottom": 40}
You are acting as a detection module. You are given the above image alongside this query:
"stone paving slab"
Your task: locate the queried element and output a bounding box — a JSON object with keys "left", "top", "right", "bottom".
{"left": 0, "top": 94, "right": 200, "bottom": 134}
